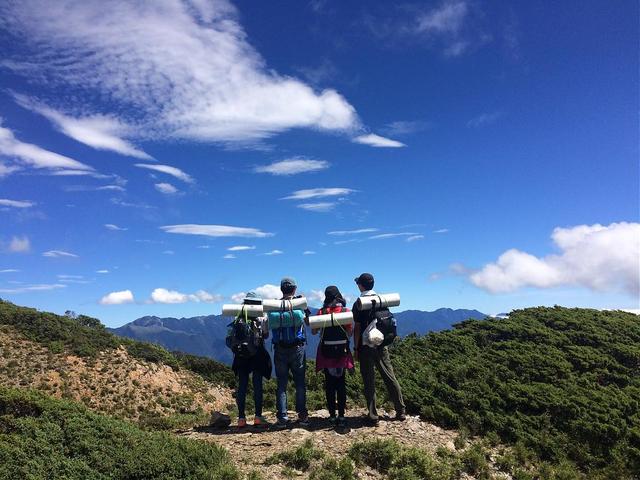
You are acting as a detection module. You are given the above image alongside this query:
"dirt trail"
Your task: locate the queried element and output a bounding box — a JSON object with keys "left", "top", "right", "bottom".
{"left": 181, "top": 407, "right": 460, "bottom": 479}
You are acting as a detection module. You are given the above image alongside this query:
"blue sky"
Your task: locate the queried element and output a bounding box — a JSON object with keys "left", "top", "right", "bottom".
{"left": 0, "top": 0, "right": 638, "bottom": 327}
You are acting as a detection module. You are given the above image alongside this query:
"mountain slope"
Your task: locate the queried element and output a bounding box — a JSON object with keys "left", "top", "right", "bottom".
{"left": 111, "top": 308, "right": 488, "bottom": 364}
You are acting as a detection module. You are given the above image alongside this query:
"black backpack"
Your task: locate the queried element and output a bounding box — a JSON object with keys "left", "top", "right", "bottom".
{"left": 226, "top": 308, "right": 263, "bottom": 358}
{"left": 320, "top": 308, "right": 350, "bottom": 359}
{"left": 369, "top": 302, "right": 397, "bottom": 347}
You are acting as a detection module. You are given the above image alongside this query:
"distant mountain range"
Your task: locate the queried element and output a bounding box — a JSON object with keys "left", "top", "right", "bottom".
{"left": 109, "top": 308, "right": 487, "bottom": 364}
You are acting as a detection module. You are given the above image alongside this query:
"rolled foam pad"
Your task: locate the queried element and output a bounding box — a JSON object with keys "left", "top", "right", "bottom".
{"left": 308, "top": 311, "right": 353, "bottom": 329}
{"left": 222, "top": 304, "right": 264, "bottom": 317}
{"left": 357, "top": 293, "right": 401, "bottom": 310}
{"left": 262, "top": 297, "right": 308, "bottom": 312}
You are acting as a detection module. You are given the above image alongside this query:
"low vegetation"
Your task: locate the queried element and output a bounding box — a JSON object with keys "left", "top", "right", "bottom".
{"left": 0, "top": 386, "right": 239, "bottom": 480}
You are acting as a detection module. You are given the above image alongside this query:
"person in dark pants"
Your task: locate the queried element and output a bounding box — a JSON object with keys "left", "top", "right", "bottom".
{"left": 311, "top": 285, "right": 355, "bottom": 429}
{"left": 352, "top": 273, "right": 406, "bottom": 425}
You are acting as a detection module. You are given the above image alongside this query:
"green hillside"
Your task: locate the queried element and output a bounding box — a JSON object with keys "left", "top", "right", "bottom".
{"left": 389, "top": 307, "right": 640, "bottom": 478}
{"left": 0, "top": 387, "right": 238, "bottom": 480}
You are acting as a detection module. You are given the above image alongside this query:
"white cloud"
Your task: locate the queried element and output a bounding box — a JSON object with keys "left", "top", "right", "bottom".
{"left": 7, "top": 236, "right": 31, "bottom": 253}
{"left": 42, "top": 250, "right": 78, "bottom": 258}
{"left": 470, "top": 222, "right": 640, "bottom": 296}
{"left": 99, "top": 289, "right": 134, "bottom": 305}
{"left": 0, "top": 283, "right": 66, "bottom": 294}
{"left": 227, "top": 245, "right": 255, "bottom": 251}
{"left": 283, "top": 188, "right": 355, "bottom": 200}
{"left": 135, "top": 163, "right": 194, "bottom": 183}
{"left": 369, "top": 232, "right": 418, "bottom": 240}
{"left": 14, "top": 95, "right": 152, "bottom": 159}
{"left": 104, "top": 224, "right": 127, "bottom": 231}
{"left": 467, "top": 111, "right": 503, "bottom": 128}
{"left": 0, "top": 199, "right": 35, "bottom": 208}
{"left": 161, "top": 224, "right": 273, "bottom": 238}
{"left": 263, "top": 249, "right": 283, "bottom": 256}
{"left": 328, "top": 228, "right": 378, "bottom": 236}
{"left": 197, "top": 245, "right": 211, "bottom": 249}
{"left": 434, "top": 228, "right": 449, "bottom": 233}
{"left": 230, "top": 284, "right": 280, "bottom": 303}
{"left": 297, "top": 202, "right": 336, "bottom": 212}
{"left": 0, "top": 269, "right": 20, "bottom": 273}
{"left": 0, "top": 120, "right": 94, "bottom": 174}
{"left": 253, "top": 158, "right": 329, "bottom": 176}
{"left": 306, "top": 289, "right": 325, "bottom": 303}
{"left": 352, "top": 133, "right": 405, "bottom": 148}
{"left": 406, "top": 235, "right": 424, "bottom": 242}
{"left": 223, "top": 254, "right": 236, "bottom": 259}
{"left": 155, "top": 182, "right": 179, "bottom": 195}
{"left": 382, "top": 120, "right": 431, "bottom": 137}
{"left": 417, "top": 0, "right": 468, "bottom": 36}
{"left": 303, "top": 251, "right": 316, "bottom": 255}
{"left": 2, "top": 0, "right": 360, "bottom": 145}
{"left": 162, "top": 250, "right": 175, "bottom": 255}
{"left": 149, "top": 287, "right": 222, "bottom": 304}
{"left": 57, "top": 274, "right": 83, "bottom": 279}
{"left": 334, "top": 238, "right": 361, "bottom": 245}
{"left": 97, "top": 185, "right": 126, "bottom": 192}
{"left": 230, "top": 292, "right": 246, "bottom": 303}
{"left": 96, "top": 269, "right": 109, "bottom": 274}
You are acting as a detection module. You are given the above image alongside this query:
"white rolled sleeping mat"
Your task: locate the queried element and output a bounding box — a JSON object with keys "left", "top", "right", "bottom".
{"left": 262, "top": 297, "right": 308, "bottom": 312}
{"left": 222, "top": 304, "right": 264, "bottom": 317}
{"left": 308, "top": 311, "right": 354, "bottom": 329}
{"left": 357, "top": 293, "right": 401, "bottom": 310}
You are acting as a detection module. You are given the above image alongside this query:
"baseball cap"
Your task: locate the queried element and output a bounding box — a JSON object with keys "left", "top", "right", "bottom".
{"left": 280, "top": 277, "right": 297, "bottom": 289}
{"left": 354, "top": 273, "right": 374, "bottom": 288}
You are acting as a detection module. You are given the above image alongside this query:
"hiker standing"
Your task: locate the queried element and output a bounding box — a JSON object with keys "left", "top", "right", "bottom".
{"left": 267, "top": 277, "right": 310, "bottom": 428}
{"left": 352, "top": 273, "right": 406, "bottom": 425}
{"left": 226, "top": 292, "right": 272, "bottom": 427}
{"left": 312, "top": 285, "right": 354, "bottom": 429}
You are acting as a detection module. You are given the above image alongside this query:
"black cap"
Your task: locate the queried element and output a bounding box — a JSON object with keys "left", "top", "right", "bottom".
{"left": 354, "top": 272, "right": 374, "bottom": 289}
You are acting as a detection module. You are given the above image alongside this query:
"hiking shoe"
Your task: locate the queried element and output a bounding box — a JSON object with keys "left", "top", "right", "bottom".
{"left": 394, "top": 412, "right": 407, "bottom": 421}
{"left": 364, "top": 416, "right": 379, "bottom": 427}
{"left": 328, "top": 415, "right": 337, "bottom": 426}
{"left": 336, "top": 417, "right": 347, "bottom": 429}
{"left": 273, "top": 419, "right": 289, "bottom": 430}
{"left": 237, "top": 418, "right": 247, "bottom": 428}
{"left": 297, "top": 414, "right": 310, "bottom": 427}
{"left": 253, "top": 415, "right": 270, "bottom": 426}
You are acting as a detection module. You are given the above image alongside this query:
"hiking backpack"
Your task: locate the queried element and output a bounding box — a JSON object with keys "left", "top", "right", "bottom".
{"left": 368, "top": 300, "right": 397, "bottom": 347}
{"left": 226, "top": 307, "right": 263, "bottom": 358}
{"left": 319, "top": 307, "right": 350, "bottom": 358}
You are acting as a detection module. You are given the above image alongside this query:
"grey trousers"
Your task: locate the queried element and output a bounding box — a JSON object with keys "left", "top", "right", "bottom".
{"left": 359, "top": 345, "right": 405, "bottom": 420}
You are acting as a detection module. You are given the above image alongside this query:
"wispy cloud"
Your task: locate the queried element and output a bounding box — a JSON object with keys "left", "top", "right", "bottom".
{"left": 223, "top": 254, "right": 236, "bottom": 259}
{"left": 0, "top": 199, "right": 35, "bottom": 208}
{"left": 135, "top": 164, "right": 194, "bottom": 183}
{"left": 96, "top": 269, "right": 109, "bottom": 274}
{"left": 14, "top": 94, "right": 152, "bottom": 159}
{"left": 149, "top": 288, "right": 222, "bottom": 304}
{"left": 467, "top": 111, "right": 503, "bottom": 128}
{"left": 369, "top": 232, "right": 418, "bottom": 240}
{"left": 161, "top": 224, "right": 273, "bottom": 238}
{"left": 0, "top": 119, "right": 95, "bottom": 175}
{"left": 42, "top": 250, "right": 78, "bottom": 258}
{"left": 303, "top": 251, "right": 316, "bottom": 255}
{"left": 434, "top": 228, "right": 450, "bottom": 233}
{"left": 406, "top": 235, "right": 424, "bottom": 242}
{"left": 381, "top": 120, "right": 431, "bottom": 137}
{"left": 0, "top": 283, "right": 66, "bottom": 294}
{"left": 227, "top": 245, "right": 255, "bottom": 251}
{"left": 352, "top": 133, "right": 405, "bottom": 148}
{"left": 0, "top": 269, "right": 20, "bottom": 273}
{"left": 283, "top": 188, "right": 355, "bottom": 200}
{"left": 297, "top": 202, "right": 336, "bottom": 212}
{"left": 99, "top": 289, "right": 134, "bottom": 305}
{"left": 104, "top": 224, "right": 127, "bottom": 231}
{"left": 263, "top": 249, "right": 284, "bottom": 256}
{"left": 6, "top": 236, "right": 31, "bottom": 253}
{"left": 328, "top": 228, "right": 378, "bottom": 236}
{"left": 2, "top": 0, "right": 360, "bottom": 145}
{"left": 155, "top": 182, "right": 179, "bottom": 195}
{"left": 253, "top": 158, "right": 329, "bottom": 176}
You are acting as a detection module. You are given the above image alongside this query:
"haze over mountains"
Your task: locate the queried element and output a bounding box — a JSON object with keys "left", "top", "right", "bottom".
{"left": 109, "top": 308, "right": 487, "bottom": 364}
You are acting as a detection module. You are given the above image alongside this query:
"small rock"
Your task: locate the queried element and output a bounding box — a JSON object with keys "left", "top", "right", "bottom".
{"left": 209, "top": 411, "right": 231, "bottom": 428}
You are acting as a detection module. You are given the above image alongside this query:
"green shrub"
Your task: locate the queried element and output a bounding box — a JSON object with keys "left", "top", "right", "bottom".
{"left": 265, "top": 439, "right": 324, "bottom": 471}
{"left": 309, "top": 457, "right": 355, "bottom": 480}
{"left": 0, "top": 386, "right": 238, "bottom": 480}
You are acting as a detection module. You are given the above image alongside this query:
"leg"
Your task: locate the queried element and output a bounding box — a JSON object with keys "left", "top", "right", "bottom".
{"left": 252, "top": 370, "right": 263, "bottom": 417}
{"left": 359, "top": 346, "right": 378, "bottom": 420}
{"left": 336, "top": 371, "right": 347, "bottom": 418}
{"left": 292, "top": 346, "right": 307, "bottom": 417}
{"left": 324, "top": 369, "right": 337, "bottom": 417}
{"left": 274, "top": 348, "right": 289, "bottom": 421}
{"left": 235, "top": 368, "right": 249, "bottom": 419}
{"left": 375, "top": 347, "right": 406, "bottom": 415}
